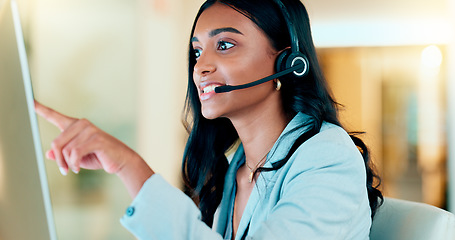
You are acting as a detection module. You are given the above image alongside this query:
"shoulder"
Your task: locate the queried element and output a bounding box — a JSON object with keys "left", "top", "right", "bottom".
{"left": 262, "top": 121, "right": 372, "bottom": 238}
{"left": 284, "top": 122, "right": 366, "bottom": 181}
{"left": 311, "top": 122, "right": 356, "bottom": 148}
{"left": 303, "top": 122, "right": 361, "bottom": 159}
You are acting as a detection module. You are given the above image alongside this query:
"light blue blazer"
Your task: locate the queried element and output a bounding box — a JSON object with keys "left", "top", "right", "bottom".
{"left": 121, "top": 113, "right": 372, "bottom": 239}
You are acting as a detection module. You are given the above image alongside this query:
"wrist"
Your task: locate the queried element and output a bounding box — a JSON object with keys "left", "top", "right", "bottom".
{"left": 116, "top": 153, "right": 154, "bottom": 198}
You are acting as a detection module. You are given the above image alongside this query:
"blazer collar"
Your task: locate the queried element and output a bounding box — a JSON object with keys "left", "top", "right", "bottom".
{"left": 230, "top": 112, "right": 313, "bottom": 168}
{"left": 265, "top": 112, "right": 313, "bottom": 166}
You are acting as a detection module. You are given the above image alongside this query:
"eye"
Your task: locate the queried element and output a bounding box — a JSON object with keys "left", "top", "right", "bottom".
{"left": 217, "top": 41, "right": 235, "bottom": 51}
{"left": 193, "top": 48, "right": 202, "bottom": 60}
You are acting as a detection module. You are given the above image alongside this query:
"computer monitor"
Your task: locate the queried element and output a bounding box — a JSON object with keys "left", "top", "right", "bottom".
{"left": 0, "top": 0, "right": 57, "bottom": 239}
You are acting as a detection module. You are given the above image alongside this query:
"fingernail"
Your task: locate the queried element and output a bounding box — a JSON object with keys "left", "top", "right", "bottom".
{"left": 46, "top": 150, "right": 55, "bottom": 160}
{"left": 59, "top": 167, "right": 67, "bottom": 176}
{"left": 72, "top": 169, "right": 79, "bottom": 174}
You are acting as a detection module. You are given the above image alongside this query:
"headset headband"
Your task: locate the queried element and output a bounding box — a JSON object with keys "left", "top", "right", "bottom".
{"left": 273, "top": 0, "right": 299, "bottom": 53}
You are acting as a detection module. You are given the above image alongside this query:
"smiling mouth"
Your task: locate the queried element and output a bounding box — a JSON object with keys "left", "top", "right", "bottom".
{"left": 202, "top": 85, "right": 218, "bottom": 94}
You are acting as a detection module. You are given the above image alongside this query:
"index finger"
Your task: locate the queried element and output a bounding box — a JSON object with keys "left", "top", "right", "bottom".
{"left": 34, "top": 100, "right": 77, "bottom": 131}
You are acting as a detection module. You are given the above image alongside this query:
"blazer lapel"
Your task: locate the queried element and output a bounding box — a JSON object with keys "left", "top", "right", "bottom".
{"left": 235, "top": 182, "right": 261, "bottom": 240}
{"left": 215, "top": 145, "right": 246, "bottom": 235}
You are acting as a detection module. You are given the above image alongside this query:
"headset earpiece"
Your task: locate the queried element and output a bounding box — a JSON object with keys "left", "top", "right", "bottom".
{"left": 287, "top": 51, "right": 309, "bottom": 77}
{"left": 275, "top": 49, "right": 309, "bottom": 80}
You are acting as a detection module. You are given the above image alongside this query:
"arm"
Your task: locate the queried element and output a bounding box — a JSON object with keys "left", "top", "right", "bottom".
{"left": 120, "top": 174, "right": 224, "bottom": 240}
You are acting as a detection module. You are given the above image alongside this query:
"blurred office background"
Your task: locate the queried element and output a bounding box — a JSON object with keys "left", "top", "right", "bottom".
{"left": 13, "top": 0, "right": 455, "bottom": 239}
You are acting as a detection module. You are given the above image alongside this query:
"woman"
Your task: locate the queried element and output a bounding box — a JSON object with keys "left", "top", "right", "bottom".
{"left": 35, "top": 0, "right": 382, "bottom": 239}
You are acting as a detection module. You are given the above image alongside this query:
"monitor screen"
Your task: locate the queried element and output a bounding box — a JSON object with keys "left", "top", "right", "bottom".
{"left": 0, "top": 0, "right": 57, "bottom": 239}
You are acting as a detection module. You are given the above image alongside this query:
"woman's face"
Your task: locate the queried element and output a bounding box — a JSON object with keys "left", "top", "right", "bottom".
{"left": 192, "top": 2, "right": 280, "bottom": 120}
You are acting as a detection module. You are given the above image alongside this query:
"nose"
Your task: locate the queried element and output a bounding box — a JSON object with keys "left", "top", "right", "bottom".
{"left": 193, "top": 52, "right": 216, "bottom": 77}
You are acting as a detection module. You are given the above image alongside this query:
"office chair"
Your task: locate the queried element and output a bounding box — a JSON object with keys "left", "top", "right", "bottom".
{"left": 370, "top": 197, "right": 455, "bottom": 240}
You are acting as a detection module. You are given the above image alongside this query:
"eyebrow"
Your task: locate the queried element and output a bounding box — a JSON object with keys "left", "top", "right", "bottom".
{"left": 191, "top": 27, "right": 243, "bottom": 43}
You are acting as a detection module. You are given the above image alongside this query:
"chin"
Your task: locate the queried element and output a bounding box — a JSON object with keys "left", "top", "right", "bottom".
{"left": 201, "top": 104, "right": 228, "bottom": 120}
{"left": 201, "top": 109, "right": 220, "bottom": 120}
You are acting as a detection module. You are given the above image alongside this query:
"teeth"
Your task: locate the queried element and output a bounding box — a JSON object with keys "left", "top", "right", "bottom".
{"left": 203, "top": 85, "right": 217, "bottom": 93}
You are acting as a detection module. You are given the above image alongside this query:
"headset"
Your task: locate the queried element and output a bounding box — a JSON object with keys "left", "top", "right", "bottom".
{"left": 274, "top": 0, "right": 309, "bottom": 80}
{"left": 215, "top": 0, "right": 310, "bottom": 93}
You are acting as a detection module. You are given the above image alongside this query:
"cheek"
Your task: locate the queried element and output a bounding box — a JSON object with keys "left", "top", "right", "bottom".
{"left": 220, "top": 57, "right": 274, "bottom": 86}
{"left": 192, "top": 73, "right": 200, "bottom": 94}
{"left": 237, "top": 53, "right": 276, "bottom": 82}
